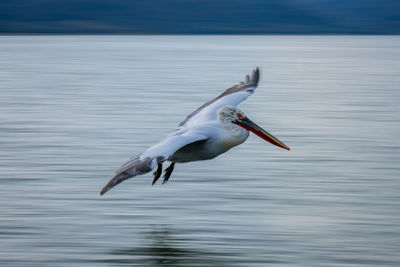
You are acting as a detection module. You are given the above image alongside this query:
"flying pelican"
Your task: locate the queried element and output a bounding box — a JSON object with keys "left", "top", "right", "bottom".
{"left": 100, "top": 68, "right": 290, "bottom": 195}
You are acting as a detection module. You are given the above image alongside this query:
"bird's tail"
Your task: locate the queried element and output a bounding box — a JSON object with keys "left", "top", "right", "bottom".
{"left": 100, "top": 154, "right": 158, "bottom": 195}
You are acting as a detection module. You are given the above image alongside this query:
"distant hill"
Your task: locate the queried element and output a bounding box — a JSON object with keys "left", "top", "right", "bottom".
{"left": 1, "top": 0, "right": 399, "bottom": 34}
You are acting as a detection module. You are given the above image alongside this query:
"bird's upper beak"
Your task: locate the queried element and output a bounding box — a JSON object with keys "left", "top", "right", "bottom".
{"left": 234, "top": 117, "right": 290, "bottom": 151}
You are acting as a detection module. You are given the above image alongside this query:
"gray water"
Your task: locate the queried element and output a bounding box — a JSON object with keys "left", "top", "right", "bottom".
{"left": 1, "top": 36, "right": 400, "bottom": 266}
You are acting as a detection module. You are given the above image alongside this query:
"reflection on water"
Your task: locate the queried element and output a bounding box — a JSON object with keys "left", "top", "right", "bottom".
{"left": 103, "top": 227, "right": 232, "bottom": 267}
{"left": 1, "top": 36, "right": 400, "bottom": 266}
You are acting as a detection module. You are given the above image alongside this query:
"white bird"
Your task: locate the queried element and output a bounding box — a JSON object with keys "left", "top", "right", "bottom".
{"left": 100, "top": 68, "right": 290, "bottom": 195}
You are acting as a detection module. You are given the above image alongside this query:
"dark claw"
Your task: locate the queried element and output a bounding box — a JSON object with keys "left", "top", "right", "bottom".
{"left": 162, "top": 162, "right": 175, "bottom": 184}
{"left": 152, "top": 163, "right": 162, "bottom": 185}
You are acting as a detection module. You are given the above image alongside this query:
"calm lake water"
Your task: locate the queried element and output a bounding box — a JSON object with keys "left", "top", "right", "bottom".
{"left": 1, "top": 36, "right": 400, "bottom": 266}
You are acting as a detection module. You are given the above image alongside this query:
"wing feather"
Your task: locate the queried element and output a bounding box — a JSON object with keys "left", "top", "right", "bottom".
{"left": 179, "top": 67, "right": 260, "bottom": 127}
{"left": 100, "top": 133, "right": 207, "bottom": 195}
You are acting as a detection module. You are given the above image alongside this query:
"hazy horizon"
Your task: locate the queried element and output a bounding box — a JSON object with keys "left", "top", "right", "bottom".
{"left": 1, "top": 0, "right": 399, "bottom": 34}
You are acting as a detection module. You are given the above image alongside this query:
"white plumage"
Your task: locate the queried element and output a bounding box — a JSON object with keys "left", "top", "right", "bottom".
{"left": 100, "top": 68, "right": 289, "bottom": 195}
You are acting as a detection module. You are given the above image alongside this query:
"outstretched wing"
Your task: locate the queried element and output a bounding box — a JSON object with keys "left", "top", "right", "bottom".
{"left": 100, "top": 132, "right": 207, "bottom": 195}
{"left": 179, "top": 68, "right": 260, "bottom": 127}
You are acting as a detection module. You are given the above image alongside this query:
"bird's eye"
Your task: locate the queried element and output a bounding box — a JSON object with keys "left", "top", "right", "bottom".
{"left": 236, "top": 113, "right": 243, "bottom": 118}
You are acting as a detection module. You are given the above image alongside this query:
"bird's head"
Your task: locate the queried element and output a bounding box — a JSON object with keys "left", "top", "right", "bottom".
{"left": 218, "top": 106, "right": 290, "bottom": 151}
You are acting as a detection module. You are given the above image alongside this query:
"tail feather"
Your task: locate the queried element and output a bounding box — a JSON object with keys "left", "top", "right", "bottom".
{"left": 100, "top": 155, "right": 156, "bottom": 195}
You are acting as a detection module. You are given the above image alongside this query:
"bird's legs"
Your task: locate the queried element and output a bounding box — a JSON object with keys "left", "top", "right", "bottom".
{"left": 162, "top": 162, "right": 175, "bottom": 184}
{"left": 152, "top": 163, "right": 162, "bottom": 185}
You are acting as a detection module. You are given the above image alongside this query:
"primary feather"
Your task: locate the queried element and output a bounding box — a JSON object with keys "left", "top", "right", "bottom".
{"left": 179, "top": 68, "right": 259, "bottom": 127}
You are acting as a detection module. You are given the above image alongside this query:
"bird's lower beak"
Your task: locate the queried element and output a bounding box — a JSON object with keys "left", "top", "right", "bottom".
{"left": 234, "top": 117, "right": 290, "bottom": 151}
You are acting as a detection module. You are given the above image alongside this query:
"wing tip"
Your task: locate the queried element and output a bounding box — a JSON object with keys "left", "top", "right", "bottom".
{"left": 240, "top": 67, "right": 260, "bottom": 89}
{"left": 100, "top": 187, "right": 108, "bottom": 196}
{"left": 251, "top": 67, "right": 260, "bottom": 87}
{"left": 100, "top": 172, "right": 129, "bottom": 196}
{"left": 100, "top": 182, "right": 111, "bottom": 196}
{"left": 100, "top": 156, "right": 156, "bottom": 196}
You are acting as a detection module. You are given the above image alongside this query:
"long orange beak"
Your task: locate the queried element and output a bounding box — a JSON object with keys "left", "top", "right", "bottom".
{"left": 234, "top": 117, "right": 290, "bottom": 151}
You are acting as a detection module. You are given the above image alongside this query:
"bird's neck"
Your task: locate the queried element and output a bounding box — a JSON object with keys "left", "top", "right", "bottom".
{"left": 220, "top": 125, "right": 249, "bottom": 150}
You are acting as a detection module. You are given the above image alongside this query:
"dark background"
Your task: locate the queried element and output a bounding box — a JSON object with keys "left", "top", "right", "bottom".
{"left": 1, "top": 0, "right": 399, "bottom": 34}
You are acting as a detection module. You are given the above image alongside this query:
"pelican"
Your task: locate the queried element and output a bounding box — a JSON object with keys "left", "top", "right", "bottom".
{"left": 100, "top": 68, "right": 290, "bottom": 195}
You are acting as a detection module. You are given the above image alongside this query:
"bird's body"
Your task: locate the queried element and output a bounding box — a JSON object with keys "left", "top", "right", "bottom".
{"left": 169, "top": 121, "right": 249, "bottom": 163}
{"left": 100, "top": 68, "right": 289, "bottom": 195}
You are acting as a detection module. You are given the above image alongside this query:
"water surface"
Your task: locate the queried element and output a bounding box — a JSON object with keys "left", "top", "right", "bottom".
{"left": 1, "top": 35, "right": 400, "bottom": 266}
